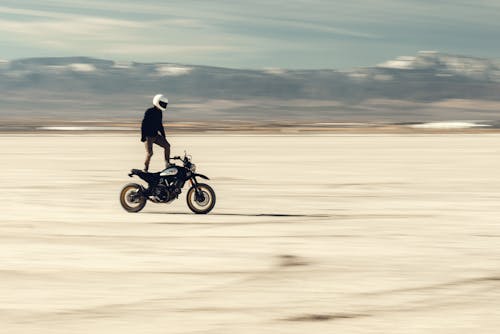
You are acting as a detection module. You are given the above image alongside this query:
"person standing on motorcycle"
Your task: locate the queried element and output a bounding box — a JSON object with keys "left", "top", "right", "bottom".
{"left": 141, "top": 94, "right": 170, "bottom": 172}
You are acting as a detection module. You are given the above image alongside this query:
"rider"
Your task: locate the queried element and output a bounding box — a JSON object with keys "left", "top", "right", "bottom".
{"left": 141, "top": 94, "right": 170, "bottom": 172}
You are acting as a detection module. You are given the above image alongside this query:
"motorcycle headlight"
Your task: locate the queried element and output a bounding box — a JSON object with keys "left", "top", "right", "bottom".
{"left": 190, "top": 163, "right": 196, "bottom": 172}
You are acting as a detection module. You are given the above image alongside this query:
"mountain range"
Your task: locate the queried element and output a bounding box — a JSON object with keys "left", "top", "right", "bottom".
{"left": 1, "top": 51, "right": 499, "bottom": 123}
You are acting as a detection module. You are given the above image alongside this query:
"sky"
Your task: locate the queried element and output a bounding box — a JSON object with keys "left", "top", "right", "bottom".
{"left": 0, "top": 0, "right": 499, "bottom": 69}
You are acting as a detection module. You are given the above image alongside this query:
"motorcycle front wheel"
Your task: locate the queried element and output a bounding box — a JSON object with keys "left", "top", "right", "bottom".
{"left": 120, "top": 183, "right": 147, "bottom": 213}
{"left": 186, "top": 183, "right": 216, "bottom": 214}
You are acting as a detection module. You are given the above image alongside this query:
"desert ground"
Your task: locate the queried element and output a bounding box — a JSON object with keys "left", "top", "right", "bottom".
{"left": 1, "top": 133, "right": 500, "bottom": 333}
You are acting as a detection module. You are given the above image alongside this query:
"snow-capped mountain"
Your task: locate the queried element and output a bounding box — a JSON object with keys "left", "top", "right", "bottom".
{"left": 377, "top": 51, "right": 500, "bottom": 81}
{"left": 0, "top": 52, "right": 499, "bottom": 122}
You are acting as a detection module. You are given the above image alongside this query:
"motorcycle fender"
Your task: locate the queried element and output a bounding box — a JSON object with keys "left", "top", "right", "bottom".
{"left": 194, "top": 173, "right": 210, "bottom": 180}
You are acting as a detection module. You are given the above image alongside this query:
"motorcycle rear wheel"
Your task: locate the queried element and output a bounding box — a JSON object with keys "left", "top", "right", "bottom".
{"left": 120, "top": 183, "right": 147, "bottom": 213}
{"left": 186, "top": 183, "right": 216, "bottom": 214}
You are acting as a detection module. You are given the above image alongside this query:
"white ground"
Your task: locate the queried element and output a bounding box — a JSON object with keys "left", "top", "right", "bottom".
{"left": 1, "top": 134, "right": 500, "bottom": 333}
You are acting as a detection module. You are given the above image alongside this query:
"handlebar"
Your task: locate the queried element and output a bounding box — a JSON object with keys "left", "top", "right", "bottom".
{"left": 171, "top": 154, "right": 192, "bottom": 162}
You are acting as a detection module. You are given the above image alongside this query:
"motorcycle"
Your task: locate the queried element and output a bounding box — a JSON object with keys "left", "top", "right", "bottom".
{"left": 120, "top": 152, "right": 216, "bottom": 214}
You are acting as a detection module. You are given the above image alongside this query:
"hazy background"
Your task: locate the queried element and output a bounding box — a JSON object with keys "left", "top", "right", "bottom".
{"left": 1, "top": 52, "right": 500, "bottom": 124}
{"left": 1, "top": 1, "right": 499, "bottom": 125}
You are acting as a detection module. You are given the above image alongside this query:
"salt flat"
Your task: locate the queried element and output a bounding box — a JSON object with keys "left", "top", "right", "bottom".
{"left": 1, "top": 134, "right": 500, "bottom": 333}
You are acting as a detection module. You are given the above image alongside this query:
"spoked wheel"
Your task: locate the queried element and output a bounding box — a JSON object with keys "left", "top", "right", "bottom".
{"left": 186, "top": 183, "right": 216, "bottom": 214}
{"left": 120, "top": 183, "right": 147, "bottom": 213}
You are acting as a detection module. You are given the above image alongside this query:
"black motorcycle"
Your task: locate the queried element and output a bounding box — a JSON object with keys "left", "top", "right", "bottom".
{"left": 120, "top": 152, "right": 216, "bottom": 214}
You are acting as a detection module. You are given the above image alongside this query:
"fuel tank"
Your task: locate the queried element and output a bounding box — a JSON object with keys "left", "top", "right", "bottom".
{"left": 160, "top": 166, "right": 178, "bottom": 176}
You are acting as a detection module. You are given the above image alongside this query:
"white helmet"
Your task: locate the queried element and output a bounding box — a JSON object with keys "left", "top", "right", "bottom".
{"left": 153, "top": 94, "right": 168, "bottom": 111}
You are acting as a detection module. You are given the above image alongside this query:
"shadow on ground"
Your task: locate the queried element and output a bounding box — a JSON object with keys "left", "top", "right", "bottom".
{"left": 146, "top": 212, "right": 330, "bottom": 218}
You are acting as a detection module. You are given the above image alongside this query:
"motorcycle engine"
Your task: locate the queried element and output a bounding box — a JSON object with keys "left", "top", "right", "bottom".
{"left": 152, "top": 184, "right": 170, "bottom": 202}
{"left": 152, "top": 184, "right": 181, "bottom": 203}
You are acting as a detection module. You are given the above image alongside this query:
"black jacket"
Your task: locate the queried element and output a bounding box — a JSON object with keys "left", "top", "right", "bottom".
{"left": 141, "top": 107, "right": 165, "bottom": 141}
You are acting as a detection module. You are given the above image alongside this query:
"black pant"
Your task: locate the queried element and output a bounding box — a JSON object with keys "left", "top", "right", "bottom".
{"left": 144, "top": 135, "right": 170, "bottom": 171}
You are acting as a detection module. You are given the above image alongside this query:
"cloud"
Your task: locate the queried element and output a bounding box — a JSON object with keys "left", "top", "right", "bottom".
{"left": 68, "top": 63, "right": 96, "bottom": 72}
{"left": 0, "top": 6, "right": 142, "bottom": 26}
{"left": 263, "top": 68, "right": 287, "bottom": 75}
{"left": 378, "top": 56, "right": 417, "bottom": 69}
{"left": 0, "top": 5, "right": 70, "bottom": 18}
{"left": 155, "top": 65, "right": 192, "bottom": 76}
{"left": 2, "top": 1, "right": 500, "bottom": 68}
{"left": 0, "top": 11, "right": 144, "bottom": 42}
{"left": 0, "top": 7, "right": 148, "bottom": 56}
{"left": 104, "top": 44, "right": 239, "bottom": 56}
{"left": 0, "top": 5, "right": 236, "bottom": 58}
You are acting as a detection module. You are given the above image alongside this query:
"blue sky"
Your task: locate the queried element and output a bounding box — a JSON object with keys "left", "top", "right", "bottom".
{"left": 0, "top": 0, "right": 499, "bottom": 69}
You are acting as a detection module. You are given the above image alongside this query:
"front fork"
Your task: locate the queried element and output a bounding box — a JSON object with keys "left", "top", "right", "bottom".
{"left": 189, "top": 177, "right": 205, "bottom": 201}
